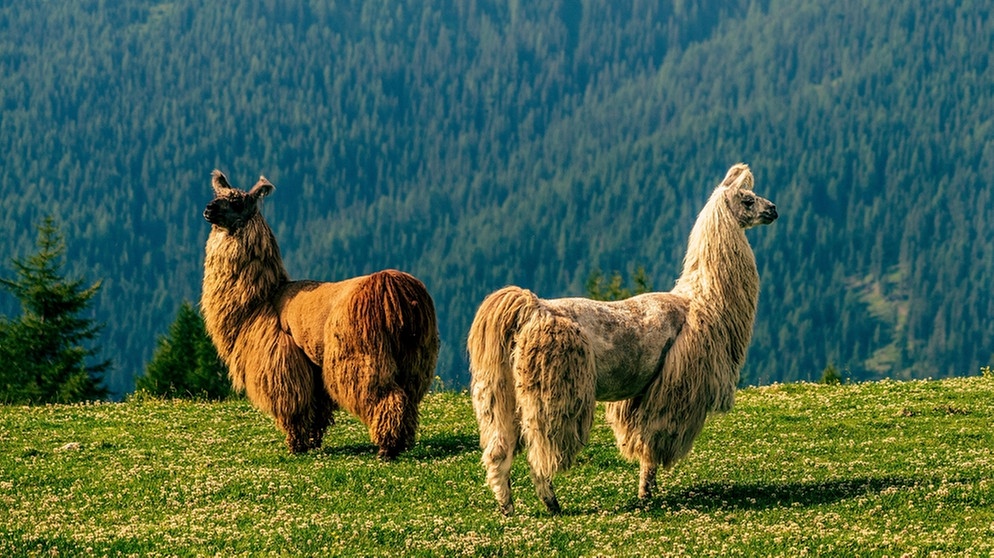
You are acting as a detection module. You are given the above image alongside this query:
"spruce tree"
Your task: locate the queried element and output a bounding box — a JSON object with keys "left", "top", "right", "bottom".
{"left": 586, "top": 267, "right": 653, "bottom": 301}
{"left": 0, "top": 217, "right": 109, "bottom": 404}
{"left": 137, "top": 301, "right": 231, "bottom": 400}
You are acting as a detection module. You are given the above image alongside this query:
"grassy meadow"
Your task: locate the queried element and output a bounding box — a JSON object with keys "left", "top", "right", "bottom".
{"left": 1, "top": 375, "right": 993, "bottom": 556}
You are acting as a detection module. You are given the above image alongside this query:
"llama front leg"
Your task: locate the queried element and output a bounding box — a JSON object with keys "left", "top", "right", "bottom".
{"left": 304, "top": 392, "right": 336, "bottom": 451}
{"left": 639, "top": 459, "right": 658, "bottom": 500}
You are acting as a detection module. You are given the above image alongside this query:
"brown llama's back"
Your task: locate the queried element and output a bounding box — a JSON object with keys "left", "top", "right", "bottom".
{"left": 277, "top": 269, "right": 438, "bottom": 456}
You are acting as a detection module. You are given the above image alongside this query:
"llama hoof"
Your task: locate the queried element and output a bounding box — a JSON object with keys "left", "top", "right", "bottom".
{"left": 498, "top": 501, "right": 515, "bottom": 516}
{"left": 542, "top": 496, "right": 562, "bottom": 515}
{"left": 377, "top": 448, "right": 398, "bottom": 462}
{"left": 638, "top": 487, "right": 653, "bottom": 500}
{"left": 286, "top": 437, "right": 310, "bottom": 454}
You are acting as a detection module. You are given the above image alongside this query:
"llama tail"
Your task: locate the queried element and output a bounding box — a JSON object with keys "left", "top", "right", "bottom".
{"left": 467, "top": 286, "right": 540, "bottom": 392}
{"left": 345, "top": 270, "right": 439, "bottom": 457}
{"left": 363, "top": 269, "right": 440, "bottom": 397}
{"left": 468, "top": 286, "right": 595, "bottom": 514}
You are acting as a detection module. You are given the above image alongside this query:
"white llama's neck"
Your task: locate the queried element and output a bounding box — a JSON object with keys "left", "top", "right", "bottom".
{"left": 673, "top": 190, "right": 760, "bottom": 364}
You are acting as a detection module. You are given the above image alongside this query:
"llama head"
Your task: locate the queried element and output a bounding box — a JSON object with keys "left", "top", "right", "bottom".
{"left": 719, "top": 163, "right": 778, "bottom": 229}
{"left": 203, "top": 170, "right": 275, "bottom": 233}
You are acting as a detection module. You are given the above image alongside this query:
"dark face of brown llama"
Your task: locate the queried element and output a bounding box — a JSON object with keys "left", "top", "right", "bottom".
{"left": 203, "top": 170, "right": 275, "bottom": 233}
{"left": 725, "top": 187, "right": 778, "bottom": 229}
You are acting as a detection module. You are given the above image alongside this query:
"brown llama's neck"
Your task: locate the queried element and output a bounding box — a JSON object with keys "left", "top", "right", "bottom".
{"left": 201, "top": 216, "right": 290, "bottom": 359}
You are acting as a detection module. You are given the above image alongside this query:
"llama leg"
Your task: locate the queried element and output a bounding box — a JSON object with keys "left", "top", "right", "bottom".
{"left": 639, "top": 459, "right": 658, "bottom": 500}
{"left": 395, "top": 385, "right": 423, "bottom": 455}
{"left": 472, "top": 361, "right": 520, "bottom": 515}
{"left": 369, "top": 388, "right": 410, "bottom": 460}
{"left": 305, "top": 391, "right": 336, "bottom": 451}
{"left": 606, "top": 401, "right": 659, "bottom": 499}
{"left": 513, "top": 312, "right": 596, "bottom": 516}
{"left": 277, "top": 413, "right": 312, "bottom": 454}
{"left": 481, "top": 435, "right": 516, "bottom": 516}
{"left": 268, "top": 384, "right": 315, "bottom": 454}
{"left": 529, "top": 470, "right": 562, "bottom": 515}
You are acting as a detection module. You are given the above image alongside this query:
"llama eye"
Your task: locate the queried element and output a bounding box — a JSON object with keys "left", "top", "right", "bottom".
{"left": 743, "top": 196, "right": 755, "bottom": 208}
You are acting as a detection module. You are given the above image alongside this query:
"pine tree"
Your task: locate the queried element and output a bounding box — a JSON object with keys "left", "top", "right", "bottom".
{"left": 586, "top": 266, "right": 653, "bottom": 301}
{"left": 0, "top": 217, "right": 109, "bottom": 404}
{"left": 136, "top": 301, "right": 231, "bottom": 400}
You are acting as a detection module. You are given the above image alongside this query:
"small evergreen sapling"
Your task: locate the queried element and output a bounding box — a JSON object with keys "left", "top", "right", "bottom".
{"left": 586, "top": 266, "right": 653, "bottom": 301}
{"left": 137, "top": 301, "right": 231, "bottom": 400}
{"left": 0, "top": 217, "right": 109, "bottom": 404}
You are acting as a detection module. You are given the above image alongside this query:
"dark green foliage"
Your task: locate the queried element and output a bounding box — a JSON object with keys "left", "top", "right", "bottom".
{"left": 820, "top": 364, "right": 844, "bottom": 385}
{"left": 1, "top": 0, "right": 992, "bottom": 394}
{"left": 0, "top": 218, "right": 109, "bottom": 404}
{"left": 136, "top": 301, "right": 231, "bottom": 400}
{"left": 586, "top": 267, "right": 653, "bottom": 301}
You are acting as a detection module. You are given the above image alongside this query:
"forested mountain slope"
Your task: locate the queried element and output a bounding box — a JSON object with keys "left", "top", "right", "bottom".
{"left": 1, "top": 0, "right": 991, "bottom": 395}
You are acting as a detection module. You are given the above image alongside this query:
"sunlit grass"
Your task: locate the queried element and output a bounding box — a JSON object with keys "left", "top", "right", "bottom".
{"left": 1, "top": 377, "right": 993, "bottom": 556}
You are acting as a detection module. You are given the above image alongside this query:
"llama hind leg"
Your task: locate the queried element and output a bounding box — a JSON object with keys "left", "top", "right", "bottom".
{"left": 481, "top": 434, "right": 517, "bottom": 515}
{"left": 514, "top": 313, "right": 596, "bottom": 515}
{"left": 529, "top": 469, "right": 562, "bottom": 515}
{"left": 639, "top": 459, "right": 658, "bottom": 500}
{"left": 368, "top": 387, "right": 412, "bottom": 460}
{"left": 520, "top": 417, "right": 570, "bottom": 515}
{"left": 472, "top": 365, "right": 520, "bottom": 515}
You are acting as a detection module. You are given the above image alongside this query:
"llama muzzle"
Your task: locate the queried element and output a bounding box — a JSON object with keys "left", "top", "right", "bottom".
{"left": 760, "top": 204, "right": 778, "bottom": 224}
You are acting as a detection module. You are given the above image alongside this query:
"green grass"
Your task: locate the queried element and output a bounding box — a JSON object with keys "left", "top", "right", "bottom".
{"left": 2, "top": 377, "right": 994, "bottom": 556}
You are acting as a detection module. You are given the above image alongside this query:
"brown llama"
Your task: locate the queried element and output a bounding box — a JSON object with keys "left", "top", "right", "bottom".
{"left": 201, "top": 170, "right": 439, "bottom": 459}
{"left": 468, "top": 163, "right": 778, "bottom": 514}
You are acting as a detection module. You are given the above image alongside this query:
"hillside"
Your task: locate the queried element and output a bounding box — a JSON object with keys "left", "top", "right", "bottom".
{"left": 0, "top": 0, "right": 992, "bottom": 395}
{"left": 1, "top": 376, "right": 993, "bottom": 555}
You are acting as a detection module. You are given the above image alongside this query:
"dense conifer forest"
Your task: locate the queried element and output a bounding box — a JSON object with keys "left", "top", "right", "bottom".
{"left": 1, "top": 0, "right": 991, "bottom": 396}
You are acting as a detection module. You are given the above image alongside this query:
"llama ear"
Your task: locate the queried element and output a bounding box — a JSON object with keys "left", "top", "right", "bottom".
{"left": 211, "top": 169, "right": 233, "bottom": 193}
{"left": 249, "top": 176, "right": 275, "bottom": 199}
{"left": 721, "top": 163, "right": 753, "bottom": 190}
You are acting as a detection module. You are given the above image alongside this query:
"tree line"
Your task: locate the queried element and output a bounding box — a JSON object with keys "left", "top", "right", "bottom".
{"left": 1, "top": 0, "right": 992, "bottom": 398}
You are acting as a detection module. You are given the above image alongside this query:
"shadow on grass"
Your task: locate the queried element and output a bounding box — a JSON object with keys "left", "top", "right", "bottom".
{"left": 314, "top": 433, "right": 478, "bottom": 461}
{"left": 409, "top": 433, "right": 479, "bottom": 460}
{"left": 544, "top": 476, "right": 938, "bottom": 518}
{"left": 619, "top": 475, "right": 946, "bottom": 516}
